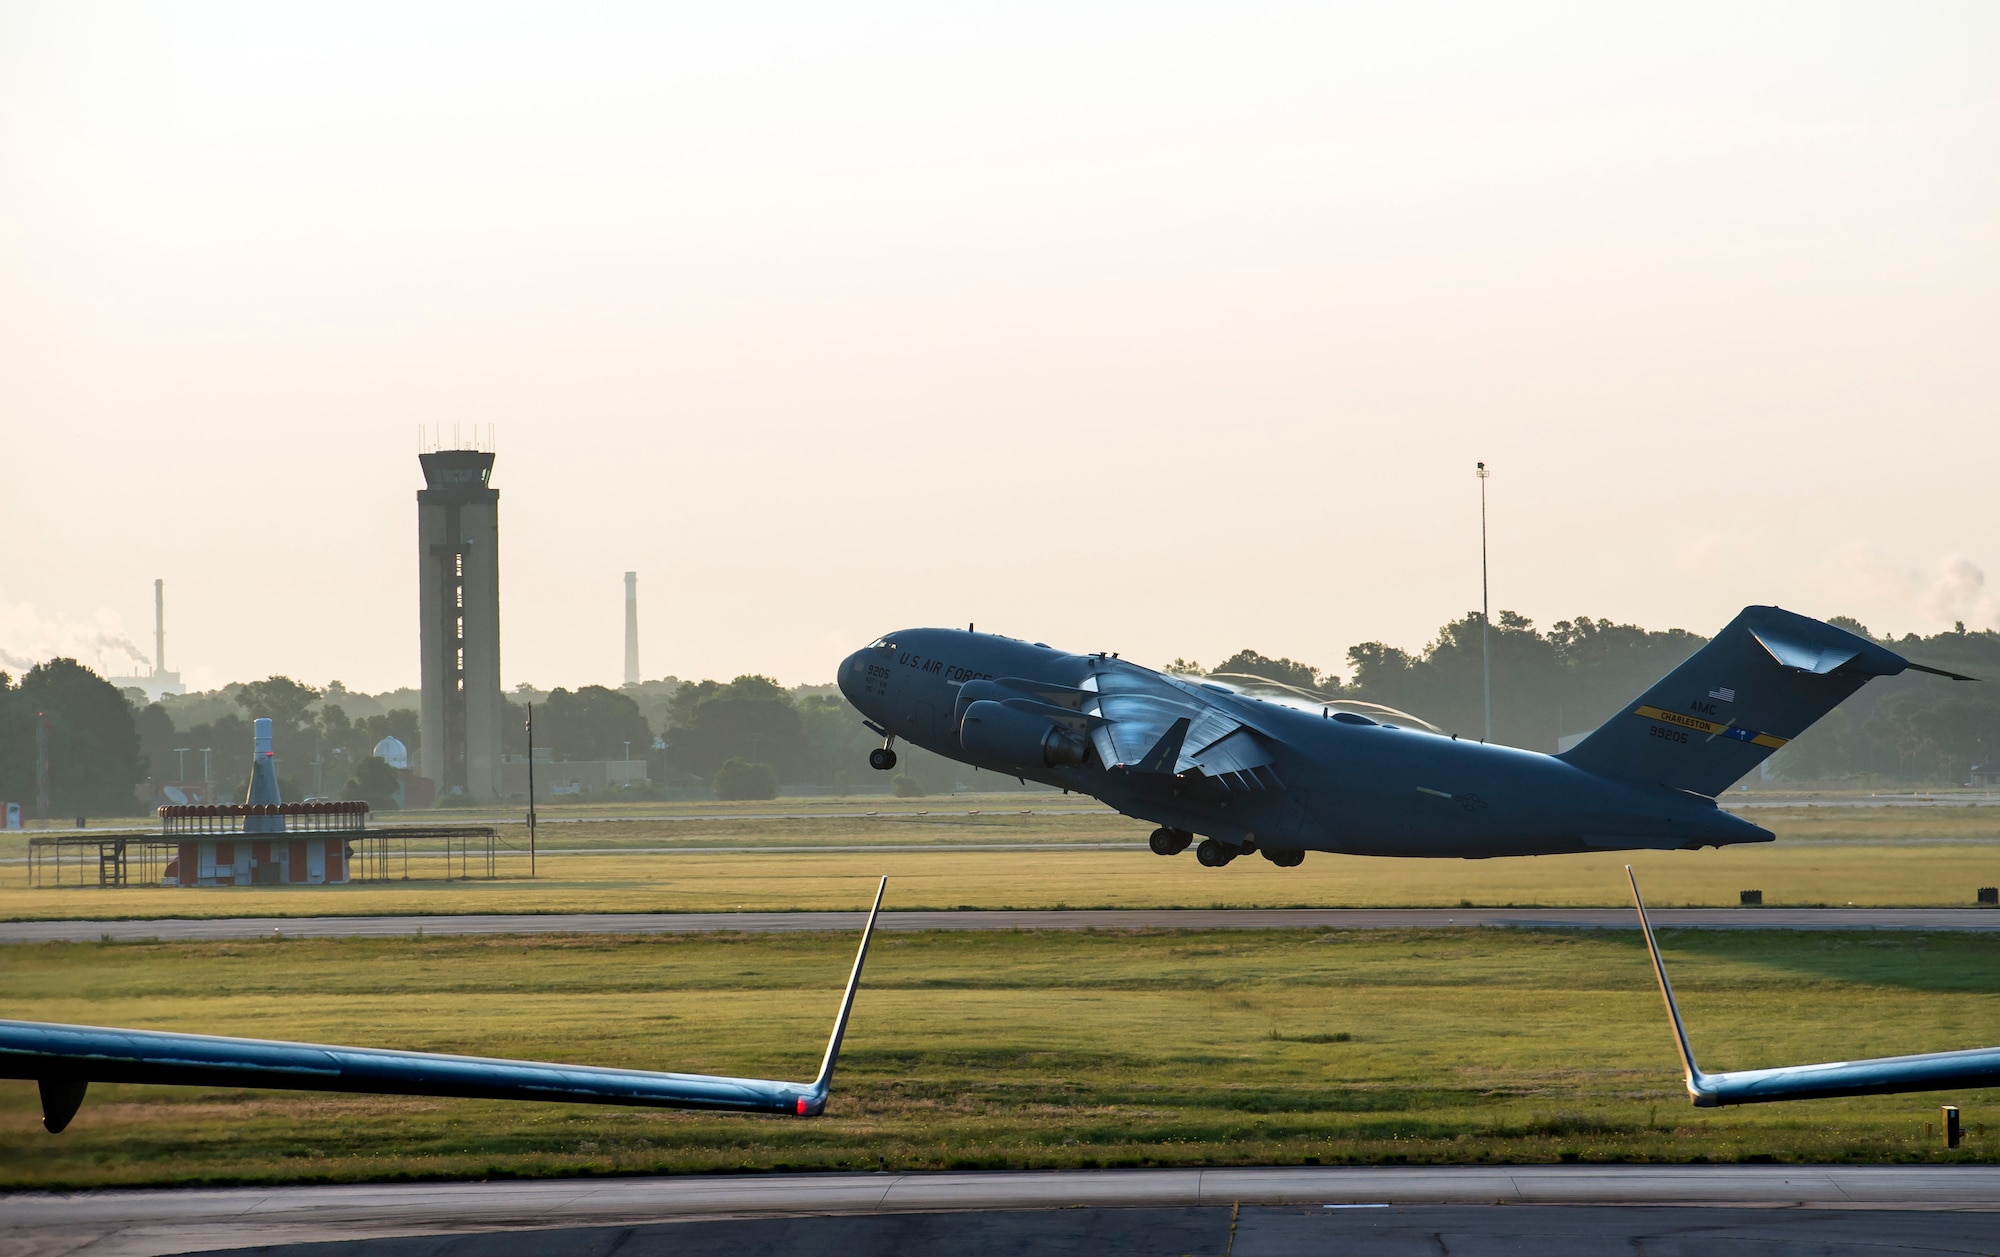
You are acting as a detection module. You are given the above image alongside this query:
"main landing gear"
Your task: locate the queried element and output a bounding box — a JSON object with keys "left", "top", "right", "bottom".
{"left": 1179, "top": 836, "right": 1306, "bottom": 868}
{"left": 1195, "top": 838, "right": 1237, "bottom": 867}
{"left": 1148, "top": 827, "right": 1193, "bottom": 856}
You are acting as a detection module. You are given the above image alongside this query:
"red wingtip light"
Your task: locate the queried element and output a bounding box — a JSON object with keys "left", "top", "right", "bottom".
{"left": 796, "top": 1096, "right": 810, "bottom": 1116}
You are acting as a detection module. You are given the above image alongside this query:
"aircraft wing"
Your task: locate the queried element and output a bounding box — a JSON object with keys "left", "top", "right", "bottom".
{"left": 1081, "top": 668, "right": 1277, "bottom": 784}
{"left": 1, "top": 879, "right": 886, "bottom": 1134}
{"left": 1627, "top": 868, "right": 2000, "bottom": 1105}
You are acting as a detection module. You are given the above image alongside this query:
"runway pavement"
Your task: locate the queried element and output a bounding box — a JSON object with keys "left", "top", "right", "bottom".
{"left": 8, "top": 1166, "right": 2000, "bottom": 1256}
{"left": 3, "top": 905, "right": 1999, "bottom": 944}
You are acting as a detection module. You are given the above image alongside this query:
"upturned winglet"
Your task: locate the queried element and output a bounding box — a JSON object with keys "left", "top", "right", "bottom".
{"left": 801, "top": 874, "right": 887, "bottom": 1114}
{"left": 1626, "top": 866, "right": 2000, "bottom": 1106}
{"left": 1625, "top": 864, "right": 1715, "bottom": 1105}
{"left": 3, "top": 878, "right": 889, "bottom": 1132}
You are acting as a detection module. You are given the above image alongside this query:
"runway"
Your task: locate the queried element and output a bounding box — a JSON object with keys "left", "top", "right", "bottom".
{"left": 9, "top": 1166, "right": 2000, "bottom": 1256}
{"left": 4, "top": 905, "right": 1999, "bottom": 944}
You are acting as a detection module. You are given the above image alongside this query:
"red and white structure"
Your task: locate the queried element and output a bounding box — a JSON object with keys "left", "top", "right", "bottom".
{"left": 158, "top": 802, "right": 369, "bottom": 887}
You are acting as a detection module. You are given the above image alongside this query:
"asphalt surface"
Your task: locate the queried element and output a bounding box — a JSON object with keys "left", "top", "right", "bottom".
{"left": 9, "top": 1167, "right": 2000, "bottom": 1257}
{"left": 4, "top": 905, "right": 1999, "bottom": 944}
{"left": 177, "top": 1207, "right": 2000, "bottom": 1257}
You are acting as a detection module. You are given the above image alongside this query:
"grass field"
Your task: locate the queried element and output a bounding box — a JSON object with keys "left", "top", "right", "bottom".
{"left": 3, "top": 925, "right": 1998, "bottom": 1188}
{"left": 2, "top": 797, "right": 1998, "bottom": 919}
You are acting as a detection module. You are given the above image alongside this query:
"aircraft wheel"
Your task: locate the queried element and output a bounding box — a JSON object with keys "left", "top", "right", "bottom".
{"left": 1195, "top": 838, "right": 1237, "bottom": 868}
{"left": 1261, "top": 847, "right": 1305, "bottom": 868}
{"left": 1148, "top": 827, "right": 1192, "bottom": 856}
{"left": 868, "top": 747, "right": 898, "bottom": 771}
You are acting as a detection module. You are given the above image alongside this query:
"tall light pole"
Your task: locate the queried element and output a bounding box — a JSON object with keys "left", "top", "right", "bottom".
{"left": 1477, "top": 461, "right": 1492, "bottom": 743}
{"left": 525, "top": 704, "right": 537, "bottom": 879}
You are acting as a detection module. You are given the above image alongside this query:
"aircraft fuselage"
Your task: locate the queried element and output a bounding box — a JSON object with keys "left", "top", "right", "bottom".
{"left": 839, "top": 629, "right": 1771, "bottom": 860}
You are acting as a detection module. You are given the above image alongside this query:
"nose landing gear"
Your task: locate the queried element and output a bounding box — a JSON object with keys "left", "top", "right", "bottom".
{"left": 1260, "top": 847, "right": 1305, "bottom": 868}
{"left": 1148, "top": 827, "right": 1193, "bottom": 856}
{"left": 868, "top": 745, "right": 898, "bottom": 771}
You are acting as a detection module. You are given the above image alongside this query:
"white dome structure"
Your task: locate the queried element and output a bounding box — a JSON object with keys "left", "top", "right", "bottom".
{"left": 373, "top": 735, "right": 409, "bottom": 770}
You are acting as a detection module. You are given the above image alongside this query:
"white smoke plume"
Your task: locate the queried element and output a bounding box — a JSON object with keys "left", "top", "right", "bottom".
{"left": 0, "top": 588, "right": 152, "bottom": 676}
{"left": 1816, "top": 550, "right": 2000, "bottom": 637}
{"left": 1922, "top": 556, "right": 1993, "bottom": 629}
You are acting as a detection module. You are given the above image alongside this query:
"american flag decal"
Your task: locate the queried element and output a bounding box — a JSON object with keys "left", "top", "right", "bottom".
{"left": 1709, "top": 687, "right": 1736, "bottom": 702}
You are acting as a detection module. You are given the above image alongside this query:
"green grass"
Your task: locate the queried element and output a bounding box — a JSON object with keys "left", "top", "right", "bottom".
{"left": 4, "top": 926, "right": 1998, "bottom": 1188}
{"left": 3, "top": 798, "right": 1999, "bottom": 919}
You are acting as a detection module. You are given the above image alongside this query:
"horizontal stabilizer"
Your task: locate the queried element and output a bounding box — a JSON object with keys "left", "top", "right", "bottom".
{"left": 1629, "top": 867, "right": 2000, "bottom": 1106}
{"left": 1562, "top": 607, "right": 1922, "bottom": 797}
{"left": 3, "top": 879, "right": 887, "bottom": 1132}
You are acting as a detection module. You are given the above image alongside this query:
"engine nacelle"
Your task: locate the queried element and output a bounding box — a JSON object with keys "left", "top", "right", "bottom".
{"left": 960, "top": 699, "right": 1089, "bottom": 770}
{"left": 952, "top": 679, "right": 1014, "bottom": 729}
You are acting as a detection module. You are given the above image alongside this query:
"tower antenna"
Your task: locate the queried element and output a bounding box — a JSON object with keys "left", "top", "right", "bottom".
{"left": 1477, "top": 461, "right": 1492, "bottom": 743}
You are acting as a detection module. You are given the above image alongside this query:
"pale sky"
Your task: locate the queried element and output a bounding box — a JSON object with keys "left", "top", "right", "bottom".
{"left": 2, "top": 2, "right": 1996, "bottom": 693}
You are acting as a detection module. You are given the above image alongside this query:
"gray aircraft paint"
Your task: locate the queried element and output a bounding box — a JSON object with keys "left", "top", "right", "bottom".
{"left": 839, "top": 608, "right": 1968, "bottom": 860}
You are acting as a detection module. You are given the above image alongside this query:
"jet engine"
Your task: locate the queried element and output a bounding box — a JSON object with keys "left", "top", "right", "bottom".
{"left": 960, "top": 699, "right": 1089, "bottom": 770}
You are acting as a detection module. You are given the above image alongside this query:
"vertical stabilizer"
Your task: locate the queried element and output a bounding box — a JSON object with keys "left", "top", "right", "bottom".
{"left": 1561, "top": 607, "right": 1949, "bottom": 797}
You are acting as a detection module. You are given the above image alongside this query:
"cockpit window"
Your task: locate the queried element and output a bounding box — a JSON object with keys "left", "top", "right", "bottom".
{"left": 866, "top": 637, "right": 896, "bottom": 650}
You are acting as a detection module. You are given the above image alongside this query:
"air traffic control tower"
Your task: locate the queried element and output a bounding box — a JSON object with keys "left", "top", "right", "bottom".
{"left": 417, "top": 448, "right": 503, "bottom": 800}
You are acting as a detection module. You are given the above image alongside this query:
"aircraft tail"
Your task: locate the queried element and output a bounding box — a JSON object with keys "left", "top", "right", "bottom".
{"left": 1558, "top": 606, "right": 1967, "bottom": 798}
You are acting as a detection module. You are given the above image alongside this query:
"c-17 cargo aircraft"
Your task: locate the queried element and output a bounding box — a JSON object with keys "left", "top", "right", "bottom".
{"left": 840, "top": 607, "right": 1970, "bottom": 865}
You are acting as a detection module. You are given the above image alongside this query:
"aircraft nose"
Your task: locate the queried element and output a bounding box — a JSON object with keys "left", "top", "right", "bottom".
{"left": 836, "top": 649, "right": 869, "bottom": 705}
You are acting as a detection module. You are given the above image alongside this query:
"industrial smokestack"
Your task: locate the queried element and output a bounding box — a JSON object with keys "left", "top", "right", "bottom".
{"left": 154, "top": 579, "right": 165, "bottom": 677}
{"left": 623, "top": 571, "right": 640, "bottom": 686}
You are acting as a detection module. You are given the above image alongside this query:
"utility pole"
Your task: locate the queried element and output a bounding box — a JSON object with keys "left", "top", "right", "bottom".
{"left": 525, "top": 704, "right": 537, "bottom": 879}
{"left": 1477, "top": 461, "right": 1492, "bottom": 743}
{"left": 35, "top": 713, "right": 49, "bottom": 824}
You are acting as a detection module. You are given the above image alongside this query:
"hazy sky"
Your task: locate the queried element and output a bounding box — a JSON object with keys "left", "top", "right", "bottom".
{"left": 3, "top": 2, "right": 1996, "bottom": 693}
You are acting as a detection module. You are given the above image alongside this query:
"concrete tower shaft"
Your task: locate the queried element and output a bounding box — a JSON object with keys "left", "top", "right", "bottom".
{"left": 417, "top": 450, "right": 503, "bottom": 801}
{"left": 624, "top": 571, "right": 639, "bottom": 686}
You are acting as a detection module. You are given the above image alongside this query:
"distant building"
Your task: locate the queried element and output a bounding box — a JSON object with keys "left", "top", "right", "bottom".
{"left": 503, "top": 754, "right": 647, "bottom": 796}
{"left": 624, "top": 571, "right": 641, "bottom": 686}
{"left": 417, "top": 449, "right": 504, "bottom": 801}
{"left": 373, "top": 735, "right": 409, "bottom": 770}
{"left": 160, "top": 719, "right": 356, "bottom": 886}
{"left": 106, "top": 579, "right": 186, "bottom": 701}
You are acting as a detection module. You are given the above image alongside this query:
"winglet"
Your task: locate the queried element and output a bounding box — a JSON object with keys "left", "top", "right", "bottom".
{"left": 1625, "top": 866, "right": 1715, "bottom": 1106}
{"left": 801, "top": 876, "right": 886, "bottom": 1114}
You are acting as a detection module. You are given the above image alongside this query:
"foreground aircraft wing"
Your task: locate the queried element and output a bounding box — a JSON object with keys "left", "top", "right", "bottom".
{"left": 2, "top": 878, "right": 886, "bottom": 1133}
{"left": 1627, "top": 867, "right": 2000, "bottom": 1106}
